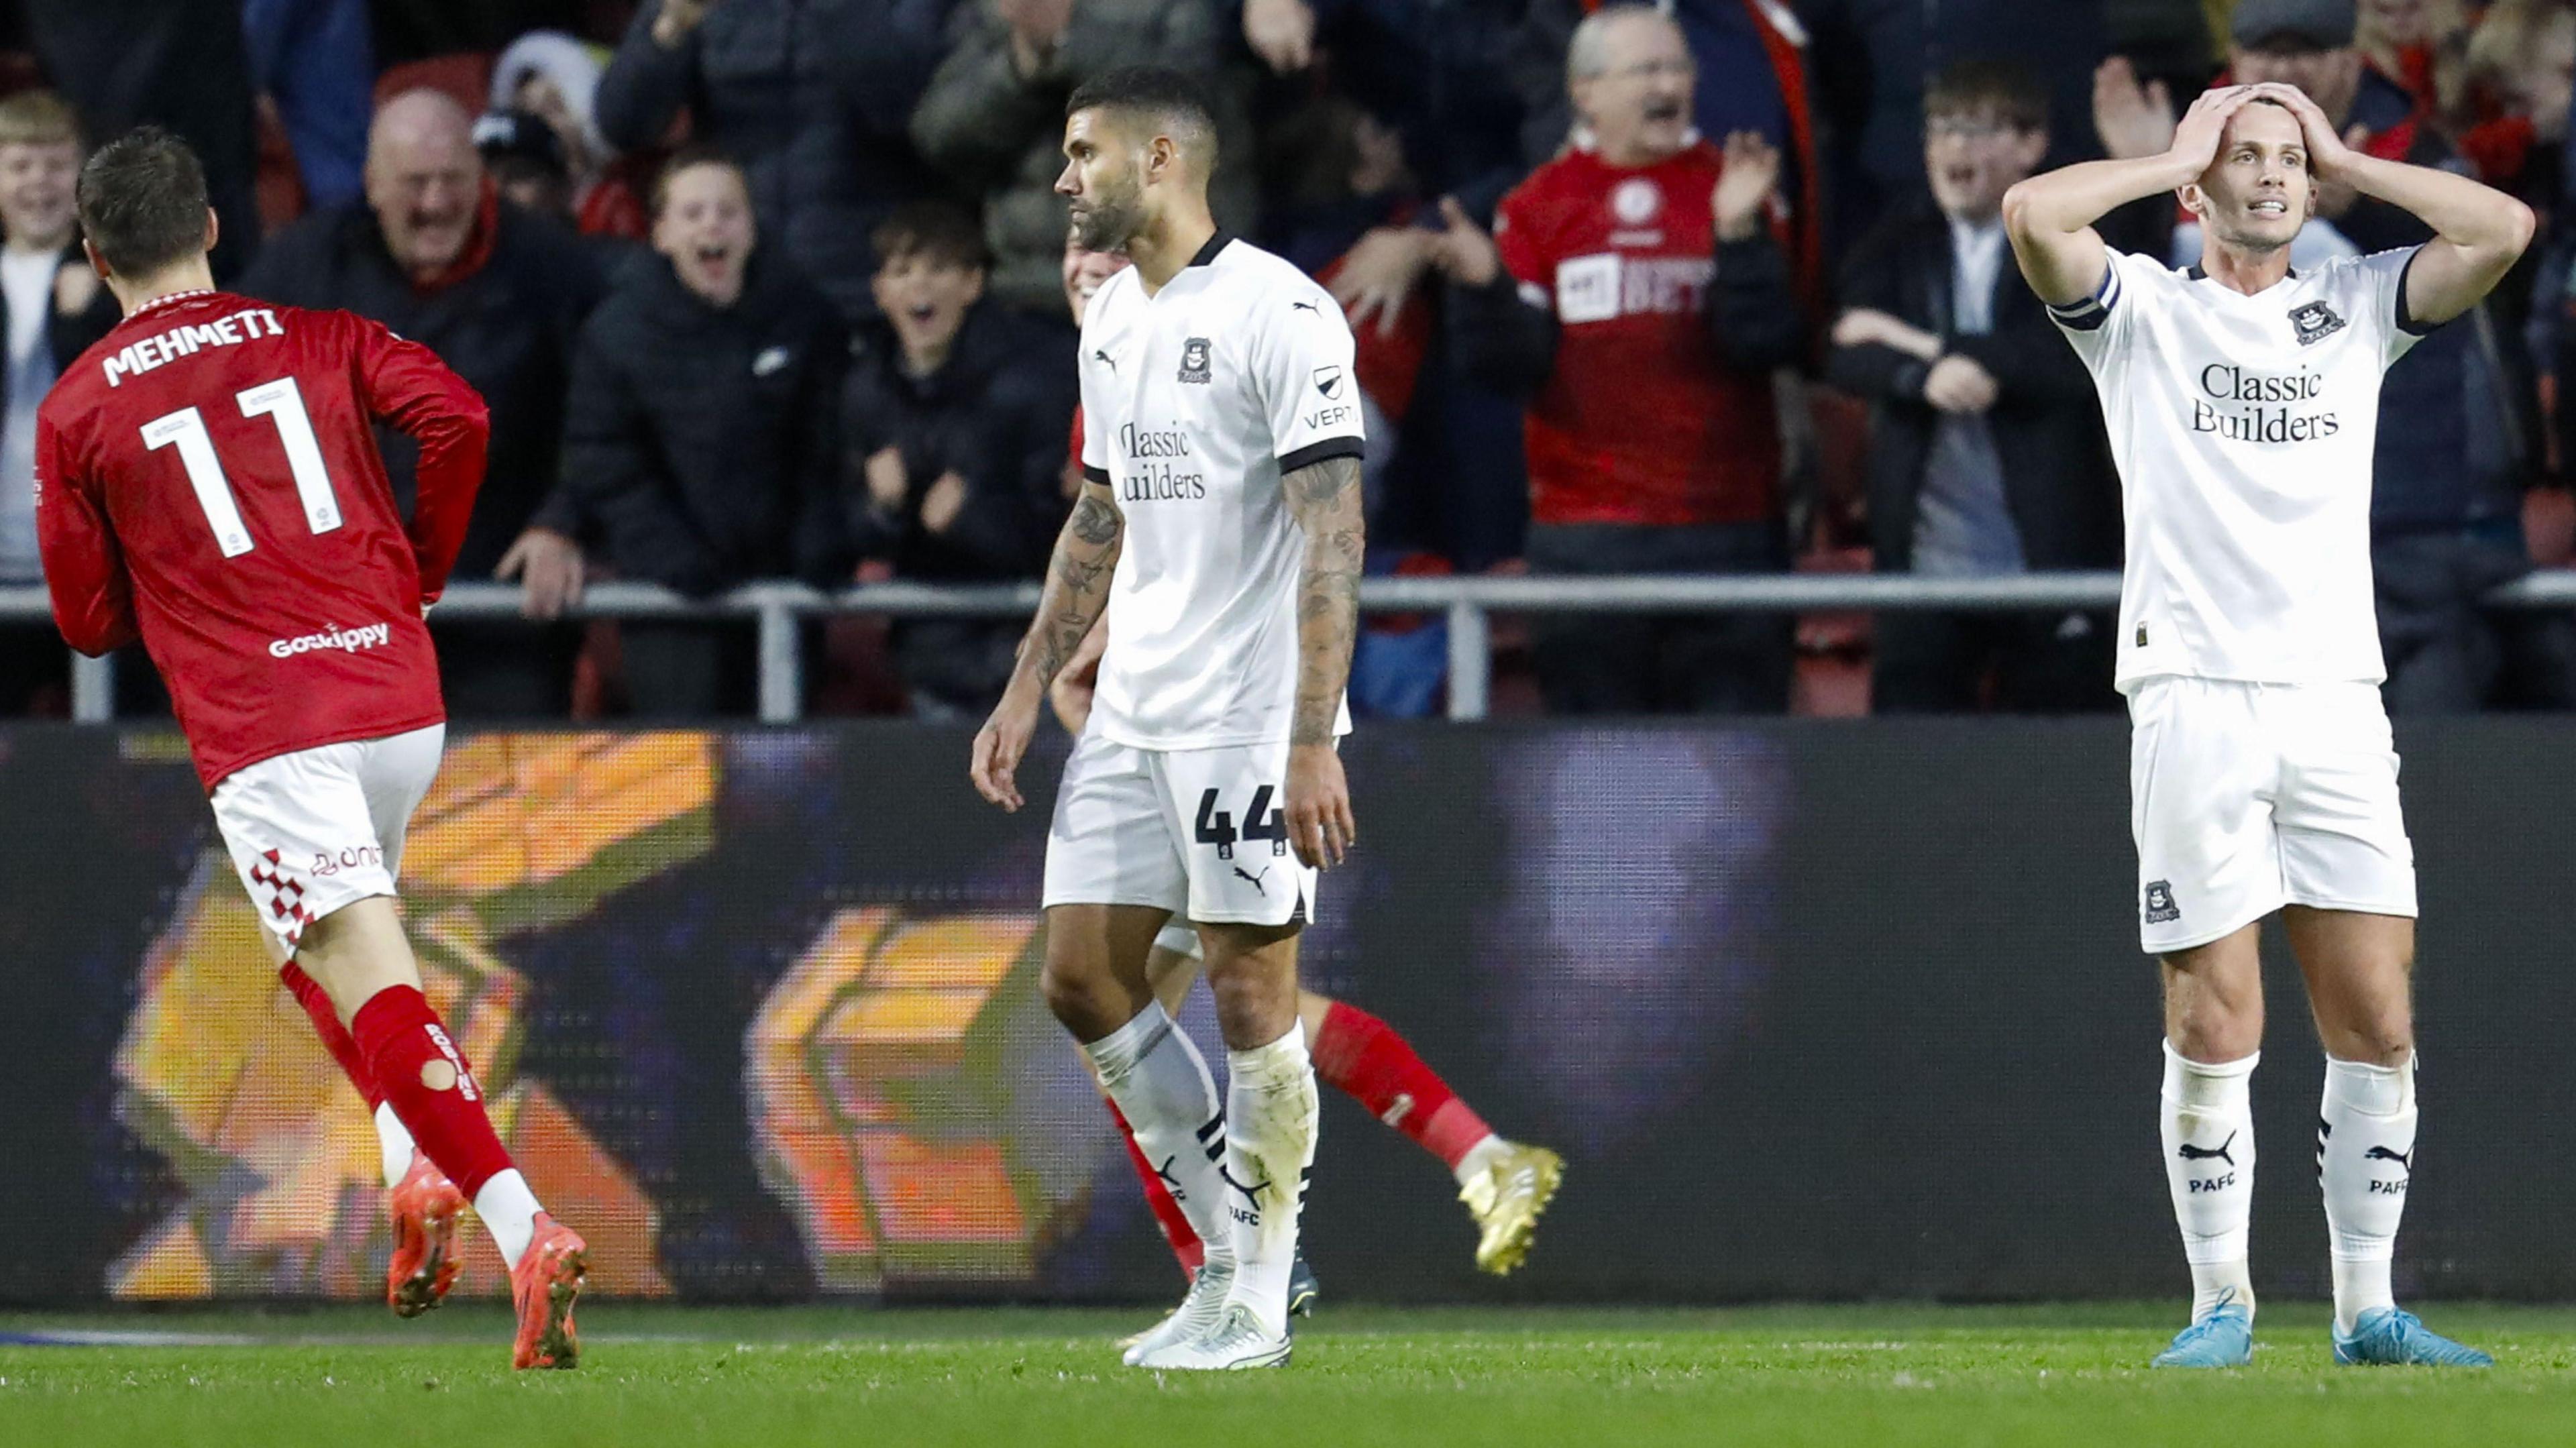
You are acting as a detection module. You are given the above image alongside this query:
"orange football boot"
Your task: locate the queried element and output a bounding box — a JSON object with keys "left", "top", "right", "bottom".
{"left": 384, "top": 1152, "right": 466, "bottom": 1318}
{"left": 509, "top": 1212, "right": 588, "bottom": 1370}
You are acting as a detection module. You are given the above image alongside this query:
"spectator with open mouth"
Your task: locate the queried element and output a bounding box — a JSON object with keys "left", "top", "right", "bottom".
{"left": 810, "top": 202, "right": 1076, "bottom": 718}
{"left": 562, "top": 148, "right": 845, "bottom": 716}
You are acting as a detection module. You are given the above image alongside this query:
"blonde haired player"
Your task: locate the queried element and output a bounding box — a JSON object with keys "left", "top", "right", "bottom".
{"left": 2004, "top": 80, "right": 2531, "bottom": 1368}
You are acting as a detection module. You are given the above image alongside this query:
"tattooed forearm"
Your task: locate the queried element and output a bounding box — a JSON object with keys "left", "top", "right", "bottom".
{"left": 1069, "top": 490, "right": 1121, "bottom": 546}
{"left": 1285, "top": 455, "right": 1365, "bottom": 746}
{"left": 1017, "top": 482, "right": 1124, "bottom": 691}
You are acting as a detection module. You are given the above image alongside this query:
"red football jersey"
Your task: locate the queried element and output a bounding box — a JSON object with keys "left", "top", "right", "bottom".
{"left": 37, "top": 290, "right": 489, "bottom": 789}
{"left": 1495, "top": 140, "right": 1782, "bottom": 528}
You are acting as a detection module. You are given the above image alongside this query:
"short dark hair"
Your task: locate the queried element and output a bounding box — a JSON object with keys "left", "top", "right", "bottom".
{"left": 76, "top": 127, "right": 210, "bottom": 278}
{"left": 1065, "top": 65, "right": 1219, "bottom": 167}
{"left": 871, "top": 200, "right": 989, "bottom": 272}
{"left": 1923, "top": 59, "right": 2049, "bottom": 134}
{"left": 649, "top": 143, "right": 749, "bottom": 218}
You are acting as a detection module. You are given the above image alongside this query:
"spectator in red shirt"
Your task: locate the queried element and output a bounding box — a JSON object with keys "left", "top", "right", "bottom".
{"left": 1432, "top": 3, "right": 1806, "bottom": 714}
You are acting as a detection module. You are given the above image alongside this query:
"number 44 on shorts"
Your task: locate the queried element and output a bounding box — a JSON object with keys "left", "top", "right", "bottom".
{"left": 1194, "top": 786, "right": 1289, "bottom": 861}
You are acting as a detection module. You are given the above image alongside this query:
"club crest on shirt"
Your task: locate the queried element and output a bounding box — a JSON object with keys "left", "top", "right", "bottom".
{"left": 1312, "top": 364, "right": 1344, "bottom": 399}
{"left": 1178, "top": 336, "right": 1212, "bottom": 384}
{"left": 1611, "top": 177, "right": 1661, "bottom": 225}
{"left": 2288, "top": 300, "right": 2345, "bottom": 346}
{"left": 2143, "top": 879, "right": 2181, "bottom": 926}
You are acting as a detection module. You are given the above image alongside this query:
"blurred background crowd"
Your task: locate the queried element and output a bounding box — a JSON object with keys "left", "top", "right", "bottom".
{"left": 2, "top": 0, "right": 2571, "bottom": 720}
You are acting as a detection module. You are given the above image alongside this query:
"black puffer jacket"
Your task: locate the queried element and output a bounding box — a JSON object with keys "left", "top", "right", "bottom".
{"left": 596, "top": 0, "right": 952, "bottom": 323}
{"left": 815, "top": 300, "right": 1074, "bottom": 583}
{"left": 561, "top": 248, "right": 846, "bottom": 596}
{"left": 238, "top": 195, "right": 607, "bottom": 579}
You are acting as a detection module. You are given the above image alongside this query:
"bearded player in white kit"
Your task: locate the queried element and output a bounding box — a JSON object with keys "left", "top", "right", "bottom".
{"left": 971, "top": 66, "right": 1364, "bottom": 1371}
{"left": 2004, "top": 79, "right": 2532, "bottom": 1368}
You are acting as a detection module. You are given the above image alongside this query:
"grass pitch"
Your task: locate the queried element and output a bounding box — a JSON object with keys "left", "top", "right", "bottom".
{"left": 3, "top": 1302, "right": 2573, "bottom": 1446}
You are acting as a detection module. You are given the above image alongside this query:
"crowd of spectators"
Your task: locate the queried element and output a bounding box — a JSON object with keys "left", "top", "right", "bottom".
{"left": 4, "top": 0, "right": 2576, "bottom": 720}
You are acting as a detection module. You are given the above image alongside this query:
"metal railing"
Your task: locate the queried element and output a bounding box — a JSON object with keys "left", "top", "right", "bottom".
{"left": 13, "top": 571, "right": 2576, "bottom": 723}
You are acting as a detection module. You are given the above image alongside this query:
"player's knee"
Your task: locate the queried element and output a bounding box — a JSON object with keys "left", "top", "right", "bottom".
{"left": 1039, "top": 951, "right": 1130, "bottom": 1040}
{"left": 2167, "top": 1007, "right": 2262, "bottom": 1064}
{"left": 1037, "top": 956, "right": 1096, "bottom": 1027}
{"left": 1203, "top": 957, "right": 1298, "bottom": 1044}
{"left": 2334, "top": 1011, "right": 2414, "bottom": 1066}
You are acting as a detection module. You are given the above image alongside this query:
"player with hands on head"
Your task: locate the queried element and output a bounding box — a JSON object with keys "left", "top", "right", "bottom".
{"left": 2004, "top": 76, "right": 2532, "bottom": 1370}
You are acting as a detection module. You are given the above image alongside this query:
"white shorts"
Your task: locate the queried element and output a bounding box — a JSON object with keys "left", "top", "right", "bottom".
{"left": 1042, "top": 732, "right": 1319, "bottom": 928}
{"left": 209, "top": 724, "right": 445, "bottom": 950}
{"left": 2129, "top": 677, "right": 2415, "bottom": 954}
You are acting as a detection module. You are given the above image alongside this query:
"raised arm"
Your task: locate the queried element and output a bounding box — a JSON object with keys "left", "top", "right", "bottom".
{"left": 2259, "top": 83, "right": 2536, "bottom": 327}
{"left": 1281, "top": 453, "right": 1362, "bottom": 868}
{"left": 594, "top": 1, "right": 703, "bottom": 154}
{"left": 969, "top": 479, "right": 1124, "bottom": 810}
{"left": 2004, "top": 85, "right": 2259, "bottom": 304}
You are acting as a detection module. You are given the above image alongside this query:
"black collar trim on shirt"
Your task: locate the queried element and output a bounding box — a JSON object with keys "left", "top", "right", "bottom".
{"left": 1185, "top": 230, "right": 1234, "bottom": 269}
{"left": 2185, "top": 264, "right": 2298, "bottom": 282}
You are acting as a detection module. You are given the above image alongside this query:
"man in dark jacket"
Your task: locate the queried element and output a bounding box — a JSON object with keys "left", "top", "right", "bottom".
{"left": 564, "top": 150, "right": 844, "bottom": 716}
{"left": 240, "top": 89, "right": 608, "bottom": 716}
{"left": 813, "top": 203, "right": 1073, "bottom": 717}
{"left": 596, "top": 0, "right": 951, "bottom": 326}
{"left": 1435, "top": 5, "right": 1808, "bottom": 714}
{"left": 1828, "top": 60, "right": 2120, "bottom": 712}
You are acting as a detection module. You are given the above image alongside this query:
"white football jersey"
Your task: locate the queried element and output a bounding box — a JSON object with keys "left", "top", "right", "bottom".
{"left": 1077, "top": 233, "right": 1364, "bottom": 748}
{"left": 2051, "top": 246, "right": 2428, "bottom": 693}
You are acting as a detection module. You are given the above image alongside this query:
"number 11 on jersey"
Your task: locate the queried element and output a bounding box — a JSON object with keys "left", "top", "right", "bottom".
{"left": 142, "top": 376, "right": 344, "bottom": 557}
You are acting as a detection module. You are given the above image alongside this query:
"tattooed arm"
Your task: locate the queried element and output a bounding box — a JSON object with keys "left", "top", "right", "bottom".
{"left": 969, "top": 480, "right": 1124, "bottom": 810}
{"left": 1282, "top": 453, "right": 1364, "bottom": 867}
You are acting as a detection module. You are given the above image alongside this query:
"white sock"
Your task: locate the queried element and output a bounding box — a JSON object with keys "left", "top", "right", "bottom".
{"left": 2161, "top": 1041, "right": 2259, "bottom": 1321}
{"left": 2319, "top": 1054, "right": 2414, "bottom": 1335}
{"left": 1084, "top": 1003, "right": 1234, "bottom": 1260}
{"left": 1221, "top": 1023, "right": 1320, "bottom": 1336}
{"left": 1452, "top": 1133, "right": 1508, "bottom": 1190}
{"left": 374, "top": 1101, "right": 417, "bottom": 1191}
{"left": 474, "top": 1168, "right": 544, "bottom": 1267}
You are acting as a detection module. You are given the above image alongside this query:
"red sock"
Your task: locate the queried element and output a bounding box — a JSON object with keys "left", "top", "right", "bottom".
{"left": 350, "top": 985, "right": 513, "bottom": 1199}
{"left": 1311, "top": 1001, "right": 1493, "bottom": 1170}
{"left": 1108, "top": 1096, "right": 1203, "bottom": 1276}
{"left": 278, "top": 961, "right": 381, "bottom": 1110}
